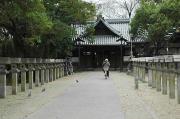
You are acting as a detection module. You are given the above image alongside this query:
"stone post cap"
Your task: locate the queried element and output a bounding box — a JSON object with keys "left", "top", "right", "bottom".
{"left": 28, "top": 66, "right": 35, "bottom": 71}
{"left": 11, "top": 64, "right": 20, "bottom": 73}
{"left": 0, "top": 65, "right": 9, "bottom": 74}
{"left": 20, "top": 64, "right": 28, "bottom": 72}
{"left": 34, "top": 64, "right": 42, "bottom": 70}
{"left": 41, "top": 65, "right": 46, "bottom": 70}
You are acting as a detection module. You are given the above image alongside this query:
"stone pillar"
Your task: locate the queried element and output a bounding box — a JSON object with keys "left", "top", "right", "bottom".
{"left": 61, "top": 64, "right": 63, "bottom": 77}
{"left": 70, "top": 62, "right": 73, "bottom": 75}
{"left": 53, "top": 64, "right": 56, "bottom": 80}
{"left": 0, "top": 65, "right": 8, "bottom": 98}
{"left": 156, "top": 62, "right": 162, "bottom": 92}
{"left": 49, "top": 64, "right": 53, "bottom": 82}
{"left": 134, "top": 62, "right": 138, "bottom": 89}
{"left": 28, "top": 64, "right": 34, "bottom": 89}
{"left": 177, "top": 63, "right": 180, "bottom": 104}
{"left": 168, "top": 63, "right": 176, "bottom": 99}
{"left": 136, "top": 62, "right": 141, "bottom": 80}
{"left": 45, "top": 64, "right": 49, "bottom": 83}
{"left": 59, "top": 64, "right": 62, "bottom": 78}
{"left": 64, "top": 62, "right": 68, "bottom": 76}
{"left": 162, "top": 63, "right": 168, "bottom": 95}
{"left": 142, "top": 63, "right": 146, "bottom": 82}
{"left": 20, "top": 64, "right": 28, "bottom": 92}
{"left": 152, "top": 63, "right": 156, "bottom": 88}
{"left": 56, "top": 64, "right": 59, "bottom": 79}
{"left": 58, "top": 64, "right": 61, "bottom": 78}
{"left": 11, "top": 64, "right": 19, "bottom": 95}
{"left": 138, "top": 63, "right": 142, "bottom": 81}
{"left": 63, "top": 64, "right": 65, "bottom": 77}
{"left": 40, "top": 65, "right": 45, "bottom": 85}
{"left": 35, "top": 64, "right": 40, "bottom": 87}
{"left": 148, "top": 63, "right": 153, "bottom": 87}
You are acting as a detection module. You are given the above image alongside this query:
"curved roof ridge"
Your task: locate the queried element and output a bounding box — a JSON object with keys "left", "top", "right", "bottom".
{"left": 95, "top": 18, "right": 122, "bottom": 37}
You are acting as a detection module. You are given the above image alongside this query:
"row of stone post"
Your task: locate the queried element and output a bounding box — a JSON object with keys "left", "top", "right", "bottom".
{"left": 132, "top": 56, "right": 180, "bottom": 104}
{"left": 0, "top": 58, "right": 69, "bottom": 98}
{"left": 133, "top": 62, "right": 146, "bottom": 89}
{"left": 148, "top": 62, "right": 176, "bottom": 99}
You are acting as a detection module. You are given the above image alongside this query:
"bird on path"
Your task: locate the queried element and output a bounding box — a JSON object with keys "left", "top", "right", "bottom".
{"left": 76, "top": 80, "right": 79, "bottom": 83}
{"left": 42, "top": 87, "right": 46, "bottom": 92}
{"left": 28, "top": 91, "right": 31, "bottom": 97}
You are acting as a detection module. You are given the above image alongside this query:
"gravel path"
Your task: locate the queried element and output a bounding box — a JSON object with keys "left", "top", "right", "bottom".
{"left": 25, "top": 72, "right": 124, "bottom": 119}
{"left": 1, "top": 71, "right": 180, "bottom": 119}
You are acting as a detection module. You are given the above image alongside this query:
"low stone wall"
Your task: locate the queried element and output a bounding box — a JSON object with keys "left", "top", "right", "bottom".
{"left": 132, "top": 55, "right": 180, "bottom": 104}
{"left": 0, "top": 57, "right": 74, "bottom": 98}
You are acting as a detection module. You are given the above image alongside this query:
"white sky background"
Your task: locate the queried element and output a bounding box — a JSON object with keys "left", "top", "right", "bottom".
{"left": 83, "top": 0, "right": 140, "bottom": 19}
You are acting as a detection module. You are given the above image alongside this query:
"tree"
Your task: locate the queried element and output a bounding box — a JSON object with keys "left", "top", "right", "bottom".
{"left": 130, "top": 0, "right": 179, "bottom": 55}
{"left": 42, "top": 0, "right": 96, "bottom": 58}
{"left": 0, "top": 0, "right": 96, "bottom": 58}
{"left": 0, "top": 0, "right": 52, "bottom": 57}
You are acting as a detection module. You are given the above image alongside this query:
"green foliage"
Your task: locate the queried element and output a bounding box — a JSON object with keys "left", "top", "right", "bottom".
{"left": 130, "top": 0, "right": 179, "bottom": 55}
{"left": 42, "top": 0, "right": 96, "bottom": 58}
{"left": 0, "top": 0, "right": 96, "bottom": 58}
{"left": 83, "top": 25, "right": 95, "bottom": 43}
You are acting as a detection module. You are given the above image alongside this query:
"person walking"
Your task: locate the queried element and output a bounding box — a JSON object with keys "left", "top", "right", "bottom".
{"left": 102, "top": 58, "right": 110, "bottom": 79}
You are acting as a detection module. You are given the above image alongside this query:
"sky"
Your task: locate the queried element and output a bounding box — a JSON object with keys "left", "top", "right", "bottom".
{"left": 83, "top": 0, "right": 139, "bottom": 19}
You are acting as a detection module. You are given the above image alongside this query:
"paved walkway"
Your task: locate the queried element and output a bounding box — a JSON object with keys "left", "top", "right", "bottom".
{"left": 25, "top": 72, "right": 124, "bottom": 119}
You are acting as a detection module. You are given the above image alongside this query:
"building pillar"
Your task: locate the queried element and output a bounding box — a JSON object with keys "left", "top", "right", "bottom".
{"left": 35, "top": 64, "right": 40, "bottom": 87}
{"left": 156, "top": 62, "right": 162, "bottom": 92}
{"left": 168, "top": 63, "right": 176, "bottom": 99}
{"left": 0, "top": 65, "right": 8, "bottom": 98}
{"left": 20, "top": 64, "right": 28, "bottom": 92}
{"left": 28, "top": 64, "right": 34, "bottom": 89}
{"left": 162, "top": 63, "right": 168, "bottom": 95}
{"left": 11, "top": 64, "right": 19, "bottom": 95}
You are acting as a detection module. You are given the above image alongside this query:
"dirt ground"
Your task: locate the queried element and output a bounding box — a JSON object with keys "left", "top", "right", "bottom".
{"left": 111, "top": 72, "right": 180, "bottom": 119}
{"left": 1, "top": 71, "right": 180, "bottom": 119}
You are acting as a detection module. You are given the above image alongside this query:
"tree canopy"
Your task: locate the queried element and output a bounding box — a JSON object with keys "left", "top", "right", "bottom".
{"left": 0, "top": 0, "right": 96, "bottom": 58}
{"left": 130, "top": 0, "right": 180, "bottom": 55}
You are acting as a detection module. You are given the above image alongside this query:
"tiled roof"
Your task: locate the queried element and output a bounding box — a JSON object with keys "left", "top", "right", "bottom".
{"left": 72, "top": 18, "right": 130, "bottom": 45}
{"left": 77, "top": 35, "right": 127, "bottom": 46}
